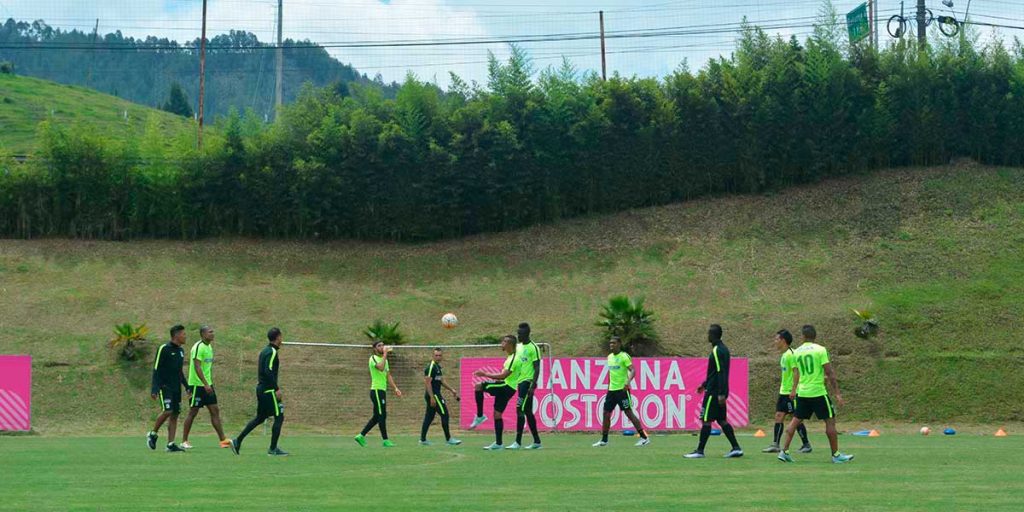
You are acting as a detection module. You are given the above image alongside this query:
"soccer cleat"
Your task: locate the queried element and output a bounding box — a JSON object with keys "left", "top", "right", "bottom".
{"left": 483, "top": 442, "right": 504, "bottom": 450}
{"left": 180, "top": 441, "right": 193, "bottom": 450}
{"left": 382, "top": 440, "right": 395, "bottom": 448}
{"left": 446, "top": 438, "right": 462, "bottom": 446}
{"left": 778, "top": 451, "right": 794, "bottom": 463}
{"left": 469, "top": 416, "right": 487, "bottom": 430}
{"left": 798, "top": 444, "right": 813, "bottom": 453}
{"left": 229, "top": 438, "right": 240, "bottom": 455}
{"left": 267, "top": 448, "right": 289, "bottom": 456}
{"left": 505, "top": 442, "right": 521, "bottom": 450}
{"left": 353, "top": 434, "right": 367, "bottom": 447}
{"left": 831, "top": 452, "right": 854, "bottom": 464}
{"left": 219, "top": 439, "right": 232, "bottom": 449}
{"left": 762, "top": 444, "right": 780, "bottom": 453}
{"left": 592, "top": 440, "right": 608, "bottom": 447}
{"left": 683, "top": 451, "right": 705, "bottom": 459}
{"left": 419, "top": 440, "right": 433, "bottom": 446}
{"left": 635, "top": 437, "right": 651, "bottom": 447}
{"left": 724, "top": 448, "right": 744, "bottom": 458}
{"left": 524, "top": 443, "right": 542, "bottom": 450}
{"left": 165, "top": 443, "right": 185, "bottom": 453}
{"left": 147, "top": 431, "right": 158, "bottom": 451}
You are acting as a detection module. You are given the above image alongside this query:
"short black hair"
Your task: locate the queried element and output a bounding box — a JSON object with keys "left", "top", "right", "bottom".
{"left": 802, "top": 324, "right": 816, "bottom": 340}
{"left": 610, "top": 336, "right": 622, "bottom": 343}
{"left": 709, "top": 324, "right": 723, "bottom": 341}
{"left": 776, "top": 329, "right": 793, "bottom": 345}
{"left": 433, "top": 347, "right": 442, "bottom": 352}
{"left": 267, "top": 327, "right": 282, "bottom": 342}
{"left": 170, "top": 324, "right": 185, "bottom": 338}
{"left": 500, "top": 334, "right": 516, "bottom": 343}
{"left": 372, "top": 340, "right": 384, "bottom": 348}
{"left": 199, "top": 325, "right": 212, "bottom": 335}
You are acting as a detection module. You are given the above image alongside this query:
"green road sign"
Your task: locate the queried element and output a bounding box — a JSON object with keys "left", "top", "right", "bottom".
{"left": 846, "top": 2, "right": 870, "bottom": 43}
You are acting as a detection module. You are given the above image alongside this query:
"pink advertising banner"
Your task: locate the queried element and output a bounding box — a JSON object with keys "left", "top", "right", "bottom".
{"left": 459, "top": 357, "right": 748, "bottom": 431}
{"left": 0, "top": 355, "right": 32, "bottom": 431}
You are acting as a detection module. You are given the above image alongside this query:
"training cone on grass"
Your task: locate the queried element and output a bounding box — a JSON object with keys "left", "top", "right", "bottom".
{"left": 754, "top": 429, "right": 766, "bottom": 438}
{"left": 868, "top": 429, "right": 881, "bottom": 437}
{"left": 995, "top": 428, "right": 1008, "bottom": 437}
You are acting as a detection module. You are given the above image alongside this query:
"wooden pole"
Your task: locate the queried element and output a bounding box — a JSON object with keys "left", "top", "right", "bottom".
{"left": 599, "top": 10, "right": 607, "bottom": 81}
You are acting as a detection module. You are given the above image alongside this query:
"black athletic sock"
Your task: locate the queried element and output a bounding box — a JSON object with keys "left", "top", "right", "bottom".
{"left": 235, "top": 415, "right": 266, "bottom": 449}
{"left": 494, "top": 417, "right": 504, "bottom": 445}
{"left": 516, "top": 414, "right": 525, "bottom": 444}
{"left": 441, "top": 414, "right": 451, "bottom": 441}
{"left": 420, "top": 408, "right": 435, "bottom": 441}
{"left": 797, "top": 423, "right": 810, "bottom": 445}
{"left": 601, "top": 430, "right": 609, "bottom": 443}
{"left": 526, "top": 413, "right": 540, "bottom": 444}
{"left": 270, "top": 415, "right": 284, "bottom": 450}
{"left": 696, "top": 424, "right": 711, "bottom": 452}
{"left": 721, "top": 422, "right": 740, "bottom": 450}
{"left": 774, "top": 422, "right": 784, "bottom": 445}
{"left": 475, "top": 390, "right": 484, "bottom": 417}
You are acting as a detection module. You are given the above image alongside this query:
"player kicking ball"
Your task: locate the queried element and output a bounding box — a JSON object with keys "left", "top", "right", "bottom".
{"left": 592, "top": 336, "right": 649, "bottom": 447}
{"left": 472, "top": 335, "right": 519, "bottom": 450}
{"left": 778, "top": 325, "right": 854, "bottom": 464}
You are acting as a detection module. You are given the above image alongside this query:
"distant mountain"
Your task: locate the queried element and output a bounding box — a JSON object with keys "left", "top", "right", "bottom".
{"left": 0, "top": 18, "right": 396, "bottom": 120}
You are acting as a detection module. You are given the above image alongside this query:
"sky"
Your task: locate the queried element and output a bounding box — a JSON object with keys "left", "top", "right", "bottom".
{"left": 1, "top": 0, "right": 1019, "bottom": 87}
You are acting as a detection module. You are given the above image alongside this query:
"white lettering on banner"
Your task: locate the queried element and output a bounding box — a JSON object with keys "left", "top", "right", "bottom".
{"left": 539, "top": 393, "right": 562, "bottom": 426}
{"left": 665, "top": 394, "right": 688, "bottom": 428}
{"left": 580, "top": 393, "right": 598, "bottom": 427}
{"left": 538, "top": 393, "right": 695, "bottom": 430}
{"left": 563, "top": 393, "right": 581, "bottom": 428}
{"left": 665, "top": 361, "right": 685, "bottom": 390}
{"left": 571, "top": 360, "right": 590, "bottom": 389}
{"left": 640, "top": 394, "right": 665, "bottom": 426}
{"left": 595, "top": 359, "right": 608, "bottom": 390}
{"left": 640, "top": 360, "right": 660, "bottom": 390}
{"left": 549, "top": 360, "right": 567, "bottom": 389}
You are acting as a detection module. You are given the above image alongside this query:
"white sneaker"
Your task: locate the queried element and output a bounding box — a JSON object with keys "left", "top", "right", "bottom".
{"left": 635, "top": 437, "right": 651, "bottom": 447}
{"left": 469, "top": 416, "right": 487, "bottom": 430}
{"left": 483, "top": 442, "right": 503, "bottom": 450}
{"left": 446, "top": 438, "right": 462, "bottom": 446}
{"left": 724, "top": 448, "right": 744, "bottom": 458}
{"left": 418, "top": 440, "right": 432, "bottom": 446}
{"left": 592, "top": 440, "right": 608, "bottom": 447}
{"left": 505, "top": 442, "right": 521, "bottom": 450}
{"left": 524, "top": 443, "right": 542, "bottom": 450}
{"left": 180, "top": 441, "right": 193, "bottom": 450}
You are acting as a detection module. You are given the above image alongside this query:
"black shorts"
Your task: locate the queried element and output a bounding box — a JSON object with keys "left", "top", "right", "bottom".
{"left": 158, "top": 387, "right": 181, "bottom": 414}
{"left": 698, "top": 393, "right": 727, "bottom": 423}
{"left": 257, "top": 389, "right": 284, "bottom": 418}
{"left": 483, "top": 382, "right": 515, "bottom": 412}
{"left": 516, "top": 381, "right": 535, "bottom": 414}
{"left": 775, "top": 394, "right": 794, "bottom": 414}
{"left": 424, "top": 393, "right": 449, "bottom": 417}
{"left": 603, "top": 389, "right": 633, "bottom": 413}
{"left": 370, "top": 389, "right": 387, "bottom": 417}
{"left": 794, "top": 395, "right": 835, "bottom": 420}
{"left": 188, "top": 385, "right": 218, "bottom": 408}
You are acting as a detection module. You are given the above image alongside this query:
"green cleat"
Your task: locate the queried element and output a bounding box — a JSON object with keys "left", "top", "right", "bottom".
{"left": 353, "top": 434, "right": 367, "bottom": 447}
{"left": 832, "top": 452, "right": 854, "bottom": 464}
{"left": 778, "top": 451, "right": 794, "bottom": 463}
{"left": 382, "top": 440, "right": 396, "bottom": 448}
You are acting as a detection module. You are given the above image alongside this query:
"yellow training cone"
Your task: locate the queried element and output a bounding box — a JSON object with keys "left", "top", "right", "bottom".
{"left": 868, "top": 429, "right": 881, "bottom": 437}
{"left": 995, "top": 428, "right": 1008, "bottom": 437}
{"left": 754, "top": 429, "right": 766, "bottom": 438}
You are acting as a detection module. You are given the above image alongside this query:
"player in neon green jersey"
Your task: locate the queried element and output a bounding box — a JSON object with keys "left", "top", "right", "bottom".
{"left": 592, "top": 336, "right": 649, "bottom": 447}
{"left": 473, "top": 335, "right": 519, "bottom": 450}
{"left": 181, "top": 326, "right": 229, "bottom": 450}
{"left": 419, "top": 348, "right": 462, "bottom": 446}
{"left": 355, "top": 341, "right": 403, "bottom": 448}
{"left": 778, "top": 325, "right": 854, "bottom": 464}
{"left": 762, "top": 329, "right": 810, "bottom": 453}
{"left": 512, "top": 322, "right": 542, "bottom": 450}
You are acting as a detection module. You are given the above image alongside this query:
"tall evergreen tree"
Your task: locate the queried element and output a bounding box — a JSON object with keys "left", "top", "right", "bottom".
{"left": 161, "top": 83, "right": 193, "bottom": 118}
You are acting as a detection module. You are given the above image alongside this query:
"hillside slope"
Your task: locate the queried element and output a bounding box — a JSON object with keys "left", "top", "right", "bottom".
{"left": 0, "top": 163, "right": 1022, "bottom": 434}
{"left": 0, "top": 73, "right": 196, "bottom": 154}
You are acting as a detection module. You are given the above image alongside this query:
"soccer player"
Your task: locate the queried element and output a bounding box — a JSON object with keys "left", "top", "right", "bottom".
{"left": 762, "top": 329, "right": 811, "bottom": 453}
{"left": 684, "top": 324, "right": 743, "bottom": 459}
{"left": 181, "top": 326, "right": 230, "bottom": 449}
{"left": 354, "top": 341, "right": 403, "bottom": 448}
{"left": 778, "top": 325, "right": 854, "bottom": 464}
{"left": 473, "top": 335, "right": 519, "bottom": 450}
{"left": 419, "top": 348, "right": 462, "bottom": 446}
{"left": 146, "top": 324, "right": 190, "bottom": 452}
{"left": 229, "top": 327, "right": 288, "bottom": 456}
{"left": 511, "top": 322, "right": 542, "bottom": 450}
{"left": 593, "top": 336, "right": 650, "bottom": 447}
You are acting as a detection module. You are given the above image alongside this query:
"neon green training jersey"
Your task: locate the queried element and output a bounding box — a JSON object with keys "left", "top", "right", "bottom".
{"left": 778, "top": 348, "right": 796, "bottom": 395}
{"left": 187, "top": 341, "right": 214, "bottom": 386}
{"left": 793, "top": 342, "right": 830, "bottom": 397}
{"left": 607, "top": 351, "right": 632, "bottom": 391}
{"left": 369, "top": 355, "right": 389, "bottom": 390}
{"left": 515, "top": 342, "right": 540, "bottom": 384}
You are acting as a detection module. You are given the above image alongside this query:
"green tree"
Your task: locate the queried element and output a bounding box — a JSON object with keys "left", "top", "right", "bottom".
{"left": 162, "top": 83, "right": 194, "bottom": 118}
{"left": 596, "top": 296, "right": 661, "bottom": 356}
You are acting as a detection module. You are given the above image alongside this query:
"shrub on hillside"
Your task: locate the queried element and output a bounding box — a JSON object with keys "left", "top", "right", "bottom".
{"left": 596, "top": 295, "right": 661, "bottom": 356}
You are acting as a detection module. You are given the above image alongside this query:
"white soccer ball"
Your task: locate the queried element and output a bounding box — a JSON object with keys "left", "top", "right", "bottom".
{"left": 441, "top": 313, "right": 459, "bottom": 329}
{"left": 920, "top": 426, "right": 931, "bottom": 436}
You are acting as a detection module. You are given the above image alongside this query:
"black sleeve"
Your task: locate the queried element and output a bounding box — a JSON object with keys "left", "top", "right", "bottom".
{"left": 716, "top": 346, "right": 730, "bottom": 397}
{"left": 259, "top": 349, "right": 279, "bottom": 390}
{"left": 150, "top": 347, "right": 163, "bottom": 395}
{"left": 424, "top": 363, "right": 432, "bottom": 377}
{"left": 180, "top": 363, "right": 188, "bottom": 391}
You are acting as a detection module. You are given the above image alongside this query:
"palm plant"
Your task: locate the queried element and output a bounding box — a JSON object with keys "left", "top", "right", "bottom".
{"left": 363, "top": 320, "right": 405, "bottom": 345}
{"left": 109, "top": 323, "right": 149, "bottom": 361}
{"left": 596, "top": 295, "right": 661, "bottom": 356}
{"left": 852, "top": 309, "right": 880, "bottom": 339}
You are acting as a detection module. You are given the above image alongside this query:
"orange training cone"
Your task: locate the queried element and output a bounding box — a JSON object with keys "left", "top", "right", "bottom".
{"left": 754, "top": 429, "right": 766, "bottom": 438}
{"left": 868, "top": 429, "right": 881, "bottom": 437}
{"left": 995, "top": 428, "right": 1008, "bottom": 437}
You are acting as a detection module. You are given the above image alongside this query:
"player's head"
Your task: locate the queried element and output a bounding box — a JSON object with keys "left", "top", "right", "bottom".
{"left": 517, "top": 322, "right": 531, "bottom": 343}
{"left": 708, "top": 324, "right": 722, "bottom": 344}
{"left": 200, "top": 325, "right": 215, "bottom": 342}
{"left": 267, "top": 327, "right": 282, "bottom": 346}
{"left": 372, "top": 340, "right": 385, "bottom": 354}
{"left": 170, "top": 324, "right": 186, "bottom": 344}
{"left": 609, "top": 336, "right": 622, "bottom": 354}
{"left": 500, "top": 334, "right": 516, "bottom": 353}
{"left": 802, "top": 324, "right": 816, "bottom": 341}
{"left": 432, "top": 347, "right": 443, "bottom": 362}
{"left": 775, "top": 329, "right": 792, "bottom": 350}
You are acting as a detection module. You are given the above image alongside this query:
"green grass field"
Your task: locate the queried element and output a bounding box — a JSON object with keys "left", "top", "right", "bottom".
{"left": 2, "top": 432, "right": 1020, "bottom": 511}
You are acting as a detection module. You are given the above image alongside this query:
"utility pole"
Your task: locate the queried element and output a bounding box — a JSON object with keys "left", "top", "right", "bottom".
{"left": 867, "top": 0, "right": 877, "bottom": 50}
{"left": 198, "top": 0, "right": 208, "bottom": 148}
{"left": 86, "top": 19, "right": 98, "bottom": 87}
{"left": 275, "top": 0, "right": 283, "bottom": 117}
{"left": 599, "top": 10, "right": 607, "bottom": 81}
{"left": 916, "top": 0, "right": 927, "bottom": 47}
